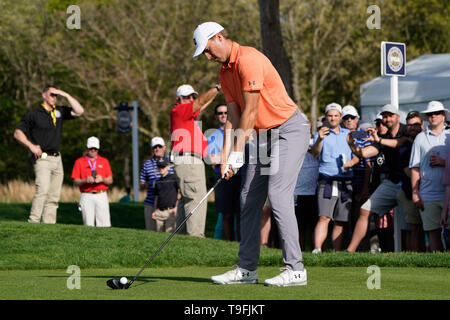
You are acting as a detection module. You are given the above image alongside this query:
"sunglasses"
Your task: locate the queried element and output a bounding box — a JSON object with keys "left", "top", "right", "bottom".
{"left": 216, "top": 112, "right": 227, "bottom": 115}
{"left": 343, "top": 115, "right": 357, "bottom": 120}
{"left": 406, "top": 123, "right": 421, "bottom": 128}
{"left": 426, "top": 111, "right": 443, "bottom": 117}
{"left": 88, "top": 148, "right": 98, "bottom": 151}
{"left": 50, "top": 93, "right": 58, "bottom": 98}
{"left": 153, "top": 145, "right": 163, "bottom": 149}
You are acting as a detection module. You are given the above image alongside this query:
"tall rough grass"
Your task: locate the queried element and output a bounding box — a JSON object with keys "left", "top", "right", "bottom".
{"left": 0, "top": 180, "right": 146, "bottom": 203}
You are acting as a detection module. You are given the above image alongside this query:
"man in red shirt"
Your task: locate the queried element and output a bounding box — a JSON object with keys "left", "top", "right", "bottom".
{"left": 71, "top": 136, "right": 113, "bottom": 227}
{"left": 170, "top": 84, "right": 221, "bottom": 237}
{"left": 193, "top": 22, "right": 310, "bottom": 286}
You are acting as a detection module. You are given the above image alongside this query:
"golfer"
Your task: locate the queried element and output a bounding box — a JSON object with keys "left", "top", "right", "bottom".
{"left": 193, "top": 22, "right": 310, "bottom": 286}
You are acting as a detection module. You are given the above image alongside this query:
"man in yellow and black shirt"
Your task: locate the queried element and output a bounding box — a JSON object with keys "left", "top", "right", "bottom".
{"left": 14, "top": 85, "right": 84, "bottom": 224}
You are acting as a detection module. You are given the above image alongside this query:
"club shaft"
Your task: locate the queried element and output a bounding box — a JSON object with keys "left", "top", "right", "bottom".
{"left": 128, "top": 178, "right": 222, "bottom": 287}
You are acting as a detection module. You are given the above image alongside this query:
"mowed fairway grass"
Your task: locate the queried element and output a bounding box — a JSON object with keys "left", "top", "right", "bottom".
{"left": 0, "top": 267, "right": 449, "bottom": 300}
{"left": 1, "top": 203, "right": 449, "bottom": 300}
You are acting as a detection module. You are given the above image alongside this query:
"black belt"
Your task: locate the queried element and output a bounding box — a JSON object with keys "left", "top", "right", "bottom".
{"left": 44, "top": 152, "right": 60, "bottom": 157}
{"left": 174, "top": 152, "right": 202, "bottom": 160}
{"left": 158, "top": 207, "right": 175, "bottom": 211}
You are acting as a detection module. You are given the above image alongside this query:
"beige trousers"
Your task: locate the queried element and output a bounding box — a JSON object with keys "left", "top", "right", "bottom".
{"left": 28, "top": 155, "right": 64, "bottom": 224}
{"left": 154, "top": 207, "right": 177, "bottom": 233}
{"left": 79, "top": 192, "right": 111, "bottom": 227}
{"left": 173, "top": 155, "right": 207, "bottom": 238}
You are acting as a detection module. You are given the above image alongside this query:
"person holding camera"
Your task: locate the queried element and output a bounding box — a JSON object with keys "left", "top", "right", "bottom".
{"left": 311, "top": 103, "right": 354, "bottom": 253}
{"left": 14, "top": 85, "right": 84, "bottom": 224}
{"left": 346, "top": 104, "right": 409, "bottom": 252}
{"left": 71, "top": 137, "right": 113, "bottom": 227}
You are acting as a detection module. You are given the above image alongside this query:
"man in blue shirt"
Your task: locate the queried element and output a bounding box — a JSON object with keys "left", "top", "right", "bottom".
{"left": 207, "top": 104, "right": 241, "bottom": 241}
{"left": 139, "top": 136, "right": 174, "bottom": 231}
{"left": 311, "top": 103, "right": 354, "bottom": 253}
{"left": 410, "top": 101, "right": 450, "bottom": 251}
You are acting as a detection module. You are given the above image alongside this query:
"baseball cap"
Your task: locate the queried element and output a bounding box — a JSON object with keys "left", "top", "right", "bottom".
{"left": 342, "top": 105, "right": 359, "bottom": 118}
{"left": 151, "top": 137, "right": 165, "bottom": 148}
{"left": 87, "top": 136, "right": 100, "bottom": 149}
{"left": 176, "top": 84, "right": 198, "bottom": 98}
{"left": 374, "top": 112, "right": 383, "bottom": 121}
{"left": 156, "top": 157, "right": 169, "bottom": 168}
{"left": 380, "top": 104, "right": 400, "bottom": 115}
{"left": 192, "top": 22, "right": 224, "bottom": 60}
{"left": 406, "top": 110, "right": 421, "bottom": 120}
{"left": 325, "top": 103, "right": 342, "bottom": 114}
{"left": 421, "top": 100, "right": 449, "bottom": 118}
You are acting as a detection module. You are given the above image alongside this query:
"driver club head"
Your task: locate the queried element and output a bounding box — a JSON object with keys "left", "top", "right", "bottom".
{"left": 106, "top": 278, "right": 129, "bottom": 290}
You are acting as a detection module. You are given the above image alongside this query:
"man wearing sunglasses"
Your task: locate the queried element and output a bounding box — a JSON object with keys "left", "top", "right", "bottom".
{"left": 207, "top": 104, "right": 241, "bottom": 242}
{"left": 140, "top": 137, "right": 174, "bottom": 231}
{"left": 397, "top": 111, "right": 425, "bottom": 251}
{"left": 14, "top": 85, "right": 84, "bottom": 224}
{"left": 410, "top": 101, "right": 450, "bottom": 251}
{"left": 170, "top": 84, "right": 221, "bottom": 238}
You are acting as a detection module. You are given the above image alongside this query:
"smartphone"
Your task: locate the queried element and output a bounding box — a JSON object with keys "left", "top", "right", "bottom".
{"left": 322, "top": 119, "right": 332, "bottom": 135}
{"left": 351, "top": 130, "right": 369, "bottom": 140}
{"left": 322, "top": 119, "right": 333, "bottom": 129}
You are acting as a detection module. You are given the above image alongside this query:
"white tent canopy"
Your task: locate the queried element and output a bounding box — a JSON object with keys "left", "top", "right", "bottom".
{"left": 359, "top": 53, "right": 450, "bottom": 123}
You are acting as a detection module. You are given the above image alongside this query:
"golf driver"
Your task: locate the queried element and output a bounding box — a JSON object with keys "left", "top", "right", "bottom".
{"left": 107, "top": 177, "right": 223, "bottom": 289}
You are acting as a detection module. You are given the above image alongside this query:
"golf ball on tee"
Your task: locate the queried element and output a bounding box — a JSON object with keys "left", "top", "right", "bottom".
{"left": 120, "top": 277, "right": 128, "bottom": 284}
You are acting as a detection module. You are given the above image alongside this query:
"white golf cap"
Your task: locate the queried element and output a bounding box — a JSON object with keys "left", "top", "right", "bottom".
{"left": 380, "top": 104, "right": 400, "bottom": 115}
{"left": 421, "top": 100, "right": 449, "bottom": 118}
{"left": 151, "top": 137, "right": 165, "bottom": 148}
{"left": 192, "top": 22, "right": 224, "bottom": 60}
{"left": 176, "top": 84, "right": 198, "bottom": 98}
{"left": 342, "top": 105, "right": 359, "bottom": 118}
{"left": 325, "top": 102, "right": 342, "bottom": 114}
{"left": 375, "top": 112, "right": 383, "bottom": 121}
{"left": 87, "top": 136, "right": 100, "bottom": 149}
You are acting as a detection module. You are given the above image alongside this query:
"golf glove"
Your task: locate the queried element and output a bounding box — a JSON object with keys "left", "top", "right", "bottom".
{"left": 226, "top": 151, "right": 244, "bottom": 174}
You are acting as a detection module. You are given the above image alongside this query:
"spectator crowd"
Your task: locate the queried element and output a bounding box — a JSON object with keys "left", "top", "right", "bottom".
{"left": 13, "top": 38, "right": 449, "bottom": 255}
{"left": 14, "top": 83, "right": 450, "bottom": 253}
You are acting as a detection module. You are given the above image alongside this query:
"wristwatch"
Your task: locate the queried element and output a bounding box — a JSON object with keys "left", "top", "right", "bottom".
{"left": 214, "top": 84, "right": 221, "bottom": 92}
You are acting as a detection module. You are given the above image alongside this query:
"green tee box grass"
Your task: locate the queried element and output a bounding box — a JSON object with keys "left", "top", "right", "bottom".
{"left": 0, "top": 266, "right": 448, "bottom": 300}
{"left": 1, "top": 203, "right": 449, "bottom": 300}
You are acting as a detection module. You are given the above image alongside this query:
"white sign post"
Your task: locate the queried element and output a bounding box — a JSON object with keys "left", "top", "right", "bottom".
{"left": 381, "top": 41, "right": 406, "bottom": 252}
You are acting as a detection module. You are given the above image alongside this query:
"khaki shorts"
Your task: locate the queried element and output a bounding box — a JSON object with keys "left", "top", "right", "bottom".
{"left": 153, "top": 207, "right": 176, "bottom": 233}
{"left": 420, "top": 201, "right": 448, "bottom": 231}
{"left": 361, "top": 179, "right": 398, "bottom": 217}
{"left": 397, "top": 189, "right": 422, "bottom": 225}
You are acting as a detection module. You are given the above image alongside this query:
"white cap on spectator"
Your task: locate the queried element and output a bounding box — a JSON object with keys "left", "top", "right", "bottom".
{"left": 380, "top": 104, "right": 400, "bottom": 115}
{"left": 176, "top": 84, "right": 198, "bottom": 98}
{"left": 192, "top": 22, "right": 224, "bottom": 60}
{"left": 151, "top": 137, "right": 165, "bottom": 148}
{"left": 375, "top": 112, "right": 383, "bottom": 121}
{"left": 421, "top": 100, "right": 449, "bottom": 118}
{"left": 342, "top": 105, "right": 359, "bottom": 118}
{"left": 87, "top": 136, "right": 100, "bottom": 149}
{"left": 325, "top": 102, "right": 342, "bottom": 114}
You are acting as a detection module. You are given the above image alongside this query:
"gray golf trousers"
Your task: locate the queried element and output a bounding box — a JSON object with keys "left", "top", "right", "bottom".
{"left": 238, "top": 110, "right": 310, "bottom": 271}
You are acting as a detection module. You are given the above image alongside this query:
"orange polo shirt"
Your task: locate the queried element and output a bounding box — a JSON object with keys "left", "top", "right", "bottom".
{"left": 220, "top": 42, "right": 298, "bottom": 130}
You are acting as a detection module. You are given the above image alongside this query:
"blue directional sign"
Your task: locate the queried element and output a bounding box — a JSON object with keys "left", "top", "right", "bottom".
{"left": 381, "top": 41, "right": 406, "bottom": 77}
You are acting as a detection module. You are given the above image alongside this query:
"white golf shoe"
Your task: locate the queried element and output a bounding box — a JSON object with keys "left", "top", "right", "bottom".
{"left": 211, "top": 265, "right": 258, "bottom": 285}
{"left": 264, "top": 268, "right": 307, "bottom": 287}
